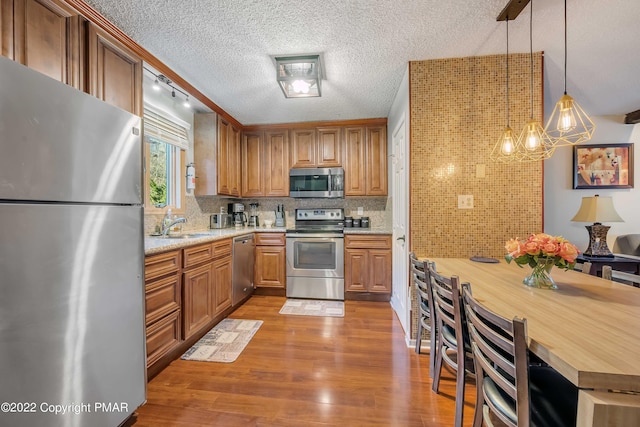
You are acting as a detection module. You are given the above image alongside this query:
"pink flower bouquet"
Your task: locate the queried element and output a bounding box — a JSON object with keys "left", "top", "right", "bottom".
{"left": 505, "top": 233, "right": 580, "bottom": 270}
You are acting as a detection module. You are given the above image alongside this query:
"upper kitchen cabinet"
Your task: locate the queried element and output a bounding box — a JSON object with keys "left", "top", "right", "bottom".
{"left": 194, "top": 113, "right": 217, "bottom": 196}
{"left": 1, "top": 0, "right": 84, "bottom": 89}
{"left": 344, "top": 125, "right": 387, "bottom": 196}
{"left": 291, "top": 127, "right": 342, "bottom": 168}
{"left": 87, "top": 23, "right": 142, "bottom": 116}
{"left": 290, "top": 128, "right": 316, "bottom": 168}
{"left": 316, "top": 127, "right": 342, "bottom": 167}
{"left": 217, "top": 115, "right": 241, "bottom": 197}
{"left": 241, "top": 130, "right": 289, "bottom": 198}
{"left": 365, "top": 126, "right": 387, "bottom": 195}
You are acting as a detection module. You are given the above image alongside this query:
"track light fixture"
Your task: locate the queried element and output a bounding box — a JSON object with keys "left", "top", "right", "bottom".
{"left": 144, "top": 67, "right": 191, "bottom": 109}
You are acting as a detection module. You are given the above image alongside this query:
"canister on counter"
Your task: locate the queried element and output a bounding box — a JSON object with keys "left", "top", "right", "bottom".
{"left": 344, "top": 216, "right": 353, "bottom": 227}
{"left": 361, "top": 217, "right": 370, "bottom": 228}
{"left": 353, "top": 218, "right": 361, "bottom": 227}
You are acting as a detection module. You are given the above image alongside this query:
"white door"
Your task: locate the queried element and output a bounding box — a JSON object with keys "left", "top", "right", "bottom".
{"left": 390, "top": 115, "right": 409, "bottom": 334}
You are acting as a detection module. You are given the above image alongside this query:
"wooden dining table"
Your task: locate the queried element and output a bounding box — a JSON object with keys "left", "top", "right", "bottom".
{"left": 429, "top": 258, "right": 640, "bottom": 426}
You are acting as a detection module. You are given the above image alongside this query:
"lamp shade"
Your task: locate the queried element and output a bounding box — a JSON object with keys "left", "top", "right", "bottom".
{"left": 571, "top": 195, "right": 623, "bottom": 223}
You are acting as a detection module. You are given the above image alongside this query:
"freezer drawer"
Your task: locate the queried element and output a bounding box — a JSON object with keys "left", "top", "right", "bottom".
{"left": 0, "top": 203, "right": 146, "bottom": 427}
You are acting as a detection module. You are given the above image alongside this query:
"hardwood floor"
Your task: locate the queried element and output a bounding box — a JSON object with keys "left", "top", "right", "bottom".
{"left": 134, "top": 296, "right": 476, "bottom": 426}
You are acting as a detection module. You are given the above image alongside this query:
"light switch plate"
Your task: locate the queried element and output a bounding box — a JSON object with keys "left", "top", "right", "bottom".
{"left": 357, "top": 207, "right": 364, "bottom": 215}
{"left": 458, "top": 195, "right": 474, "bottom": 209}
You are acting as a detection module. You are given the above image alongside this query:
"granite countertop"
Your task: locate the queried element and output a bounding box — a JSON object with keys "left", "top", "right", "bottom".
{"left": 145, "top": 226, "right": 286, "bottom": 255}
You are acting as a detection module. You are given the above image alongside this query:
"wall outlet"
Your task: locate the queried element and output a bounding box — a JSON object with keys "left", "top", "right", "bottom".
{"left": 357, "top": 206, "right": 364, "bottom": 215}
{"left": 458, "top": 195, "right": 474, "bottom": 209}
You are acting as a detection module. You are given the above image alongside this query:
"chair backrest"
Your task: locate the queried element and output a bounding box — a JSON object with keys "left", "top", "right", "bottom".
{"left": 602, "top": 265, "right": 640, "bottom": 287}
{"left": 462, "top": 282, "right": 529, "bottom": 427}
{"left": 574, "top": 261, "right": 592, "bottom": 274}
{"left": 427, "top": 262, "right": 465, "bottom": 345}
{"left": 411, "top": 254, "right": 435, "bottom": 316}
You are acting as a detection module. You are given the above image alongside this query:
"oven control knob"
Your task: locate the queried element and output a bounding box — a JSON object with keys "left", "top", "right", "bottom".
{"left": 304, "top": 213, "right": 308, "bottom": 217}
{"left": 330, "top": 212, "right": 334, "bottom": 217}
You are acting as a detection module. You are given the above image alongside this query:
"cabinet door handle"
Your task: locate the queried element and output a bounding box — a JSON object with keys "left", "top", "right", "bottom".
{"left": 397, "top": 236, "right": 405, "bottom": 242}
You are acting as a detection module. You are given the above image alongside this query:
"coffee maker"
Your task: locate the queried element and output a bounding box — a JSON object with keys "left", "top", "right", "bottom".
{"left": 228, "top": 202, "right": 247, "bottom": 227}
{"left": 248, "top": 202, "right": 259, "bottom": 227}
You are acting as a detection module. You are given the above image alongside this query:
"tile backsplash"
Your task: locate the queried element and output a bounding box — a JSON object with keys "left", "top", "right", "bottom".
{"left": 144, "top": 195, "right": 390, "bottom": 235}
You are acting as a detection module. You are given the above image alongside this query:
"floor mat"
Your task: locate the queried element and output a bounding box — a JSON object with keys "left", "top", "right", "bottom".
{"left": 278, "top": 299, "right": 345, "bottom": 317}
{"left": 181, "top": 318, "right": 262, "bottom": 363}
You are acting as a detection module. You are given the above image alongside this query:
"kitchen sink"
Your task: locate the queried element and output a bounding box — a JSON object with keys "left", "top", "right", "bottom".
{"left": 154, "top": 233, "right": 213, "bottom": 239}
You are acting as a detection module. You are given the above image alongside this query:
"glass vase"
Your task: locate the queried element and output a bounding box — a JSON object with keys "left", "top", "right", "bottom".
{"left": 523, "top": 258, "right": 557, "bottom": 290}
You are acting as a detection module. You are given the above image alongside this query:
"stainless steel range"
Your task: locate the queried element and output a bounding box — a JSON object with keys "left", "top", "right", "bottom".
{"left": 286, "top": 208, "right": 345, "bottom": 300}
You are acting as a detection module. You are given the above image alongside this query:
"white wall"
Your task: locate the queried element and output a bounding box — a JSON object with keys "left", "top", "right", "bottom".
{"left": 544, "top": 115, "right": 640, "bottom": 252}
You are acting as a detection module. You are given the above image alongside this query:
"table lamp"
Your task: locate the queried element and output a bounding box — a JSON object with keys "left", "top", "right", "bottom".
{"left": 571, "top": 194, "right": 624, "bottom": 257}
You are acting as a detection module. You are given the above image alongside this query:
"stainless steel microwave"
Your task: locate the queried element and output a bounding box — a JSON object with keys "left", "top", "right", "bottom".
{"left": 289, "top": 167, "right": 344, "bottom": 198}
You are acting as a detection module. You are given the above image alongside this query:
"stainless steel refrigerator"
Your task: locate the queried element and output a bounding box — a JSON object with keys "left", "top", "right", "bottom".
{"left": 0, "top": 57, "right": 146, "bottom": 426}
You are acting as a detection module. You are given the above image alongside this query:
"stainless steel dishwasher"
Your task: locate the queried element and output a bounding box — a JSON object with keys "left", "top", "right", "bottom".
{"left": 232, "top": 234, "right": 255, "bottom": 306}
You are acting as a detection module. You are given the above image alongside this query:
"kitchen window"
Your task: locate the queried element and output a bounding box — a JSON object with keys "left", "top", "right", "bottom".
{"left": 143, "top": 107, "right": 188, "bottom": 213}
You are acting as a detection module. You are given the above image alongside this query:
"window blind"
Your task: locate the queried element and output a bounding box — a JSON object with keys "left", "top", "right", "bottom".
{"left": 143, "top": 108, "right": 189, "bottom": 150}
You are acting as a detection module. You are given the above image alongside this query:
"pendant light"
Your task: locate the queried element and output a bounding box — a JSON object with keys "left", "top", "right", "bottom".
{"left": 517, "top": 0, "right": 554, "bottom": 161}
{"left": 491, "top": 17, "right": 519, "bottom": 163}
{"left": 544, "top": 0, "right": 595, "bottom": 145}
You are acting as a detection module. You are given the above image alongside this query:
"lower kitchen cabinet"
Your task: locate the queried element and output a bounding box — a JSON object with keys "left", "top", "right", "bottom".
{"left": 213, "top": 256, "right": 232, "bottom": 315}
{"left": 182, "top": 261, "right": 214, "bottom": 340}
{"left": 254, "top": 233, "right": 286, "bottom": 293}
{"left": 182, "top": 239, "right": 232, "bottom": 340}
{"left": 144, "top": 238, "right": 233, "bottom": 379}
{"left": 144, "top": 250, "right": 182, "bottom": 369}
{"left": 344, "top": 234, "right": 392, "bottom": 301}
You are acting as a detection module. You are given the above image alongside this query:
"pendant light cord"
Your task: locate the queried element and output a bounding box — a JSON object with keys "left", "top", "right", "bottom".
{"left": 563, "top": 0, "right": 567, "bottom": 95}
{"left": 506, "top": 17, "right": 510, "bottom": 127}
{"left": 529, "top": 0, "right": 534, "bottom": 119}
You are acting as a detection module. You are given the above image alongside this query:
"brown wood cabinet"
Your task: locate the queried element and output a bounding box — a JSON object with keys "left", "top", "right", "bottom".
{"left": 2, "top": 0, "right": 84, "bottom": 88}
{"left": 344, "top": 125, "right": 387, "bottom": 196}
{"left": 144, "top": 238, "right": 234, "bottom": 378}
{"left": 182, "top": 238, "right": 232, "bottom": 340}
{"left": 182, "top": 261, "right": 213, "bottom": 340}
{"left": 87, "top": 23, "right": 142, "bottom": 116}
{"left": 317, "top": 127, "right": 342, "bottom": 167}
{"left": 254, "top": 233, "right": 286, "bottom": 291}
{"left": 241, "top": 130, "right": 289, "bottom": 197}
{"left": 212, "top": 256, "right": 232, "bottom": 314}
{"left": 344, "top": 234, "right": 392, "bottom": 300}
{"left": 291, "top": 127, "right": 342, "bottom": 168}
{"left": 1, "top": 0, "right": 142, "bottom": 115}
{"left": 144, "top": 250, "right": 182, "bottom": 368}
{"left": 217, "top": 115, "right": 241, "bottom": 197}
{"left": 290, "top": 128, "right": 316, "bottom": 168}
{"left": 194, "top": 113, "right": 217, "bottom": 196}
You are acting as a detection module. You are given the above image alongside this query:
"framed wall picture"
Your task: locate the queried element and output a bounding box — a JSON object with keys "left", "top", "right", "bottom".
{"left": 573, "top": 143, "right": 634, "bottom": 189}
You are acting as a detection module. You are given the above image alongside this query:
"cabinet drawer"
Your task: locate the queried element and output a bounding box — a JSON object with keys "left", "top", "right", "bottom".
{"left": 146, "top": 310, "right": 181, "bottom": 367}
{"left": 212, "top": 238, "right": 232, "bottom": 259}
{"left": 345, "top": 234, "right": 391, "bottom": 249}
{"left": 255, "top": 233, "right": 286, "bottom": 246}
{"left": 183, "top": 243, "right": 214, "bottom": 268}
{"left": 145, "top": 274, "right": 181, "bottom": 326}
{"left": 145, "top": 250, "right": 181, "bottom": 282}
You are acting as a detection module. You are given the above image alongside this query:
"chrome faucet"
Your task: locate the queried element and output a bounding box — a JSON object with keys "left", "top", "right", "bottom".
{"left": 162, "top": 217, "right": 187, "bottom": 236}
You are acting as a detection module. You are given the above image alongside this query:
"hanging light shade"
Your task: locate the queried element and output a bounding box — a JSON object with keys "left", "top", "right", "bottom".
{"left": 516, "top": 0, "right": 554, "bottom": 162}
{"left": 544, "top": 0, "right": 595, "bottom": 146}
{"left": 491, "top": 18, "right": 521, "bottom": 163}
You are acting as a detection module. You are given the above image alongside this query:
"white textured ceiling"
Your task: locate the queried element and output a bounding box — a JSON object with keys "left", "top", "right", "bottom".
{"left": 84, "top": 0, "right": 640, "bottom": 125}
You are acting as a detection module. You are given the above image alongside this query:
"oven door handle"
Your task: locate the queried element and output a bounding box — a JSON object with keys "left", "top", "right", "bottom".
{"left": 286, "top": 232, "right": 344, "bottom": 239}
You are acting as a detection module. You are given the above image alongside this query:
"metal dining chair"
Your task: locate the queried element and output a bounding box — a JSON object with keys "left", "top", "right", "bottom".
{"left": 428, "top": 262, "right": 474, "bottom": 427}
{"left": 462, "top": 282, "right": 578, "bottom": 427}
{"left": 410, "top": 253, "right": 437, "bottom": 377}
